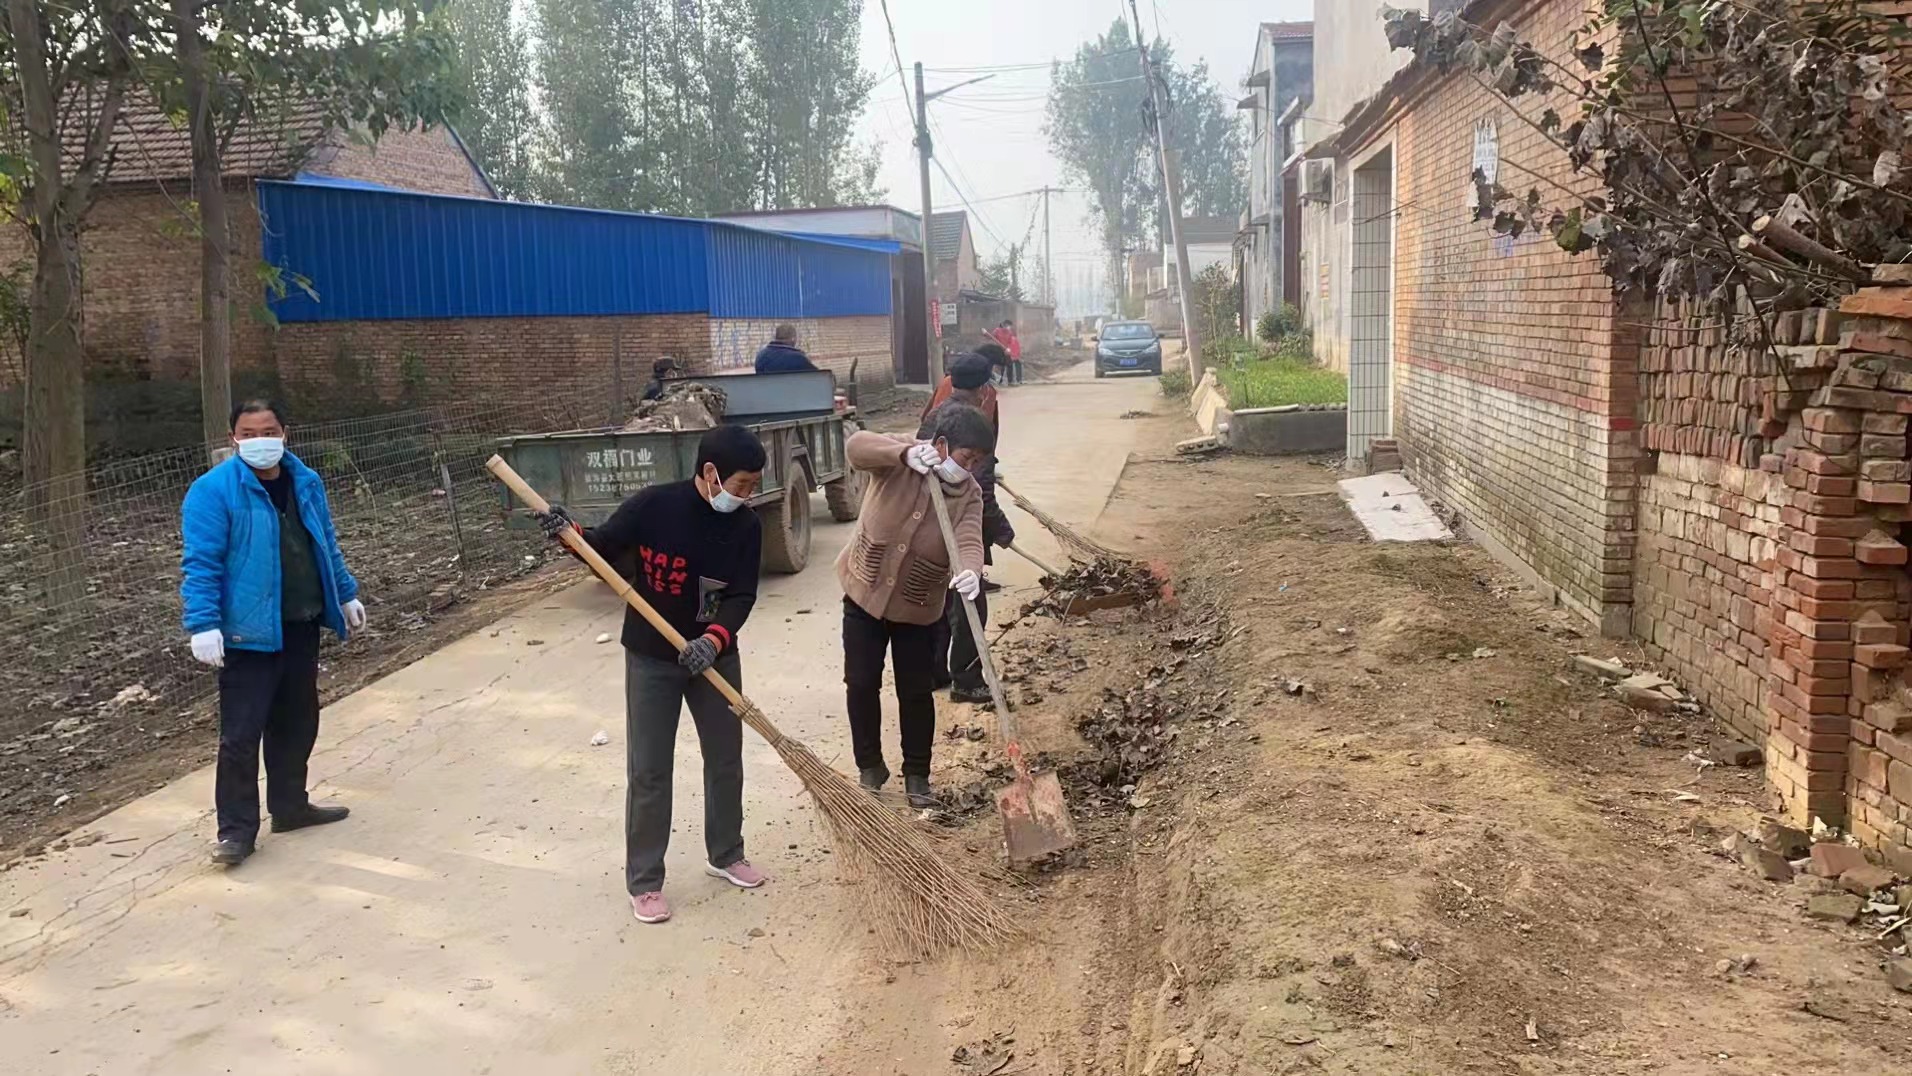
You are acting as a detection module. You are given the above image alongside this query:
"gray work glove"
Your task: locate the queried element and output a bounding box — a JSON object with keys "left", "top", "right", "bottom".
{"left": 679, "top": 633, "right": 721, "bottom": 675}
{"left": 535, "top": 504, "right": 576, "bottom": 540}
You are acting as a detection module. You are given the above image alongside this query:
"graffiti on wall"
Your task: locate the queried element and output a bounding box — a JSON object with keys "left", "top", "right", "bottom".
{"left": 708, "top": 319, "right": 819, "bottom": 371}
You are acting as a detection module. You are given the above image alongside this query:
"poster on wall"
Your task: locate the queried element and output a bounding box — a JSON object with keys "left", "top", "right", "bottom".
{"left": 940, "top": 301, "right": 958, "bottom": 328}
{"left": 931, "top": 297, "right": 941, "bottom": 338}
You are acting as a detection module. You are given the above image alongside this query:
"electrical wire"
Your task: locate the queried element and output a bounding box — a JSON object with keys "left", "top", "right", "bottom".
{"left": 875, "top": 1, "right": 916, "bottom": 126}
{"left": 932, "top": 155, "right": 1009, "bottom": 248}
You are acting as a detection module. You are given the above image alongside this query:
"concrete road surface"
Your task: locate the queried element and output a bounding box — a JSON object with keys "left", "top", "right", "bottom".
{"left": 0, "top": 361, "right": 1164, "bottom": 1076}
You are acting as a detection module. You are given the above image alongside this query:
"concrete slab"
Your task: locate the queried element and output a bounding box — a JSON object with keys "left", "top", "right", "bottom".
{"left": 1337, "top": 472, "right": 1454, "bottom": 543}
{"left": 0, "top": 360, "right": 1164, "bottom": 1075}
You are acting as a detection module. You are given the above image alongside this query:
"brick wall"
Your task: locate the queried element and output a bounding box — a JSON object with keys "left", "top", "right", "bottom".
{"left": 303, "top": 126, "right": 495, "bottom": 200}
{"left": 706, "top": 316, "right": 895, "bottom": 393}
{"left": 1371, "top": 0, "right": 1639, "bottom": 633}
{"left": 271, "top": 314, "right": 713, "bottom": 419}
{"left": 1633, "top": 453, "right": 1778, "bottom": 743}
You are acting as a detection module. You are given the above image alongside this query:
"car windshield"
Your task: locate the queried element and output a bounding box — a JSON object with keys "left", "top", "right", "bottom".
{"left": 1102, "top": 323, "right": 1155, "bottom": 341}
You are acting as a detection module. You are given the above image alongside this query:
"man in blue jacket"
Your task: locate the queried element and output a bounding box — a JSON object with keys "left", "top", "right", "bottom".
{"left": 180, "top": 399, "right": 367, "bottom": 867}
{"left": 753, "top": 324, "right": 819, "bottom": 374}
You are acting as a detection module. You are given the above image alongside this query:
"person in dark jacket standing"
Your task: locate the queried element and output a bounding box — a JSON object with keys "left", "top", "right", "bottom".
{"left": 920, "top": 353, "right": 1014, "bottom": 698}
{"left": 536, "top": 425, "right": 768, "bottom": 925}
{"left": 754, "top": 324, "right": 820, "bottom": 374}
{"left": 180, "top": 400, "right": 365, "bottom": 867}
{"left": 642, "top": 357, "right": 683, "bottom": 402}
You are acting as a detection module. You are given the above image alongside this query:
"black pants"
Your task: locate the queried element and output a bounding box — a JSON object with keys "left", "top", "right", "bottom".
{"left": 843, "top": 598, "right": 938, "bottom": 777}
{"left": 947, "top": 587, "right": 989, "bottom": 691}
{"left": 215, "top": 620, "right": 322, "bottom": 844}
{"left": 1009, "top": 360, "right": 1025, "bottom": 385}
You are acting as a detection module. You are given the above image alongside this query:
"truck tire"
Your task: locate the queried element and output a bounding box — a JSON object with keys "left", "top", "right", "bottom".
{"left": 825, "top": 466, "right": 867, "bottom": 522}
{"left": 759, "top": 478, "right": 812, "bottom": 574}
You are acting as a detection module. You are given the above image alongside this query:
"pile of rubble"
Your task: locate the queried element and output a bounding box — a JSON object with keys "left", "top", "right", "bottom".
{"left": 621, "top": 381, "right": 727, "bottom": 432}
{"left": 1718, "top": 818, "right": 1912, "bottom": 993}
{"left": 1026, "top": 555, "right": 1160, "bottom": 618}
{"left": 1572, "top": 653, "right": 1767, "bottom": 763}
{"left": 1063, "top": 631, "right": 1227, "bottom": 813}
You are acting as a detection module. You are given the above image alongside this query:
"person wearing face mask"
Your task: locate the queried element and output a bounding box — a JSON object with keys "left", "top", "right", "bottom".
{"left": 918, "top": 353, "right": 1014, "bottom": 700}
{"left": 179, "top": 399, "right": 366, "bottom": 868}
{"left": 533, "top": 424, "right": 767, "bottom": 925}
{"left": 837, "top": 404, "right": 992, "bottom": 808}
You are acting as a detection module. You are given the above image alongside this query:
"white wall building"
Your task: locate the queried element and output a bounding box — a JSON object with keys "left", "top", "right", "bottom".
{"left": 1235, "top": 22, "right": 1315, "bottom": 338}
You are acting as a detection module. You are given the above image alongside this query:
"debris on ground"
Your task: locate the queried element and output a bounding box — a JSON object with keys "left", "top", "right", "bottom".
{"left": 1174, "top": 435, "right": 1225, "bottom": 456}
{"left": 1027, "top": 556, "right": 1161, "bottom": 618}
{"left": 1570, "top": 654, "right": 1632, "bottom": 680}
{"left": 1119, "top": 410, "right": 1153, "bottom": 419}
{"left": 1704, "top": 739, "right": 1763, "bottom": 767}
{"left": 1614, "top": 671, "right": 1689, "bottom": 713}
{"left": 949, "top": 1030, "right": 1017, "bottom": 1074}
{"left": 589, "top": 730, "right": 610, "bottom": 746}
{"left": 621, "top": 381, "right": 727, "bottom": 432}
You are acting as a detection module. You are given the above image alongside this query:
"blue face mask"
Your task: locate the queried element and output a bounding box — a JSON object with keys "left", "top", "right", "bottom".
{"left": 236, "top": 437, "right": 284, "bottom": 470}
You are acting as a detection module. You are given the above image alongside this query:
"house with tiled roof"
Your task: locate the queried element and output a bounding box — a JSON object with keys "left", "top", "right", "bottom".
{"left": 928, "top": 210, "right": 981, "bottom": 306}
{"left": 5, "top": 98, "right": 495, "bottom": 450}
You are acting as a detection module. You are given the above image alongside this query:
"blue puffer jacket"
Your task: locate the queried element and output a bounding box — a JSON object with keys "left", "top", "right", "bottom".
{"left": 180, "top": 452, "right": 359, "bottom": 652}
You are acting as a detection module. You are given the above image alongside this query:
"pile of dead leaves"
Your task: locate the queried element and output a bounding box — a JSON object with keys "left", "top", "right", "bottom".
{"left": 1026, "top": 555, "right": 1159, "bottom": 618}
{"left": 621, "top": 381, "right": 727, "bottom": 432}
{"left": 1063, "top": 630, "right": 1227, "bottom": 813}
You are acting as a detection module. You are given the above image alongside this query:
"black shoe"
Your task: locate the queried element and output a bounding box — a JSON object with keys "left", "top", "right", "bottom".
{"left": 210, "top": 840, "right": 254, "bottom": 867}
{"left": 859, "top": 765, "right": 891, "bottom": 793}
{"left": 270, "top": 802, "right": 350, "bottom": 833}
{"left": 931, "top": 674, "right": 954, "bottom": 692}
{"left": 905, "top": 775, "right": 936, "bottom": 809}
{"left": 950, "top": 683, "right": 993, "bottom": 705}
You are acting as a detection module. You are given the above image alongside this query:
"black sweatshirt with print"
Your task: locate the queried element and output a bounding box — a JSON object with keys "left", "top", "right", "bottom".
{"left": 581, "top": 479, "right": 763, "bottom": 662}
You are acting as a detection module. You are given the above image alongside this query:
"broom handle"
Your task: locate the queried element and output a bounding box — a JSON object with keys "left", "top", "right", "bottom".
{"left": 1005, "top": 542, "right": 1060, "bottom": 579}
{"left": 485, "top": 455, "right": 769, "bottom": 735}
{"left": 925, "top": 476, "right": 1020, "bottom": 751}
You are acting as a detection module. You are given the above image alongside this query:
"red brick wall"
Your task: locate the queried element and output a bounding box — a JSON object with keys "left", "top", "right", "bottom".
{"left": 270, "top": 314, "right": 713, "bottom": 417}
{"left": 303, "top": 126, "right": 495, "bottom": 200}
{"left": 1366, "top": 0, "right": 1639, "bottom": 632}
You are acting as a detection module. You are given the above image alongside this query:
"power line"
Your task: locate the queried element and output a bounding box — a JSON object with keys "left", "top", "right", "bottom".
{"left": 874, "top": 2, "right": 915, "bottom": 120}
{"left": 932, "top": 155, "right": 1009, "bottom": 248}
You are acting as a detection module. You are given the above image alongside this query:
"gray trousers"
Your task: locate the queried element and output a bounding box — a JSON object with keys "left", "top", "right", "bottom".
{"left": 624, "top": 648, "right": 745, "bottom": 894}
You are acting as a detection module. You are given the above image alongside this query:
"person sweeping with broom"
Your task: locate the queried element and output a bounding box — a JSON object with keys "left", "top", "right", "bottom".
{"left": 534, "top": 425, "right": 768, "bottom": 925}
{"left": 840, "top": 404, "right": 992, "bottom": 808}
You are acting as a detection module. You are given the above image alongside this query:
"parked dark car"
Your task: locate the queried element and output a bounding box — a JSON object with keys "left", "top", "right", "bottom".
{"left": 1094, "top": 320, "right": 1162, "bottom": 378}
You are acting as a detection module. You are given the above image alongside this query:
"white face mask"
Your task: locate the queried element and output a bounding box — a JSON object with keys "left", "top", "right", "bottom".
{"left": 702, "top": 470, "right": 746, "bottom": 513}
{"left": 936, "top": 456, "right": 968, "bottom": 483}
{"left": 236, "top": 437, "right": 285, "bottom": 470}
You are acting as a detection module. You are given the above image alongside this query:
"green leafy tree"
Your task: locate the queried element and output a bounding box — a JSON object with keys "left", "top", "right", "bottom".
{"left": 979, "top": 244, "right": 1026, "bottom": 301}
{"left": 444, "top": 0, "right": 536, "bottom": 198}
{"left": 1191, "top": 263, "right": 1238, "bottom": 345}
{"left": 1049, "top": 20, "right": 1247, "bottom": 266}
{"left": 534, "top": 0, "right": 649, "bottom": 210}
{"left": 153, "top": 0, "right": 464, "bottom": 454}
{"left": 1, "top": 0, "right": 146, "bottom": 598}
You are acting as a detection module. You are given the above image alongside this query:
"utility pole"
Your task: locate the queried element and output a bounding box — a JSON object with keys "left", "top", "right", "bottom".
{"left": 914, "top": 62, "right": 993, "bottom": 379}
{"left": 1041, "top": 186, "right": 1053, "bottom": 307}
{"left": 915, "top": 62, "right": 937, "bottom": 377}
{"left": 1127, "top": 0, "right": 1203, "bottom": 379}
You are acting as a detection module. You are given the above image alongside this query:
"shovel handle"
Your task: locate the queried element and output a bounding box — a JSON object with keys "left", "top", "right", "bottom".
{"left": 485, "top": 455, "right": 748, "bottom": 713}
{"left": 925, "top": 476, "right": 1021, "bottom": 754}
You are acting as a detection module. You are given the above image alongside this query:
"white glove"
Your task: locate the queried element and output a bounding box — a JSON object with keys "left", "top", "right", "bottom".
{"left": 190, "top": 630, "right": 225, "bottom": 669}
{"left": 342, "top": 599, "right": 367, "bottom": 631}
{"left": 949, "top": 569, "right": 980, "bottom": 601}
{"left": 905, "top": 442, "right": 940, "bottom": 475}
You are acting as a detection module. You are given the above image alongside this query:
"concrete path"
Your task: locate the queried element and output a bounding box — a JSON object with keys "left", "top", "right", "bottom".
{"left": 0, "top": 361, "right": 1163, "bottom": 1076}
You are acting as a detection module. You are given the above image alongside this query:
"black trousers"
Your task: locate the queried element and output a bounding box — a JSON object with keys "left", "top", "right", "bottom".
{"left": 946, "top": 587, "right": 989, "bottom": 691}
{"left": 215, "top": 620, "right": 322, "bottom": 844}
{"left": 843, "top": 598, "right": 938, "bottom": 777}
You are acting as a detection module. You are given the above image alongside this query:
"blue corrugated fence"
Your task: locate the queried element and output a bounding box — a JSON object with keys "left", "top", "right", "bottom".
{"left": 258, "top": 182, "right": 892, "bottom": 323}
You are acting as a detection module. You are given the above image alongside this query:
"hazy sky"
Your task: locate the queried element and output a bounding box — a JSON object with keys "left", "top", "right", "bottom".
{"left": 856, "top": 0, "right": 1311, "bottom": 315}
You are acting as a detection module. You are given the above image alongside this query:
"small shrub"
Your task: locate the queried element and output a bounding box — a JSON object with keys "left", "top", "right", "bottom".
{"left": 1255, "top": 309, "right": 1281, "bottom": 343}
{"left": 1273, "top": 330, "right": 1314, "bottom": 360}
{"left": 1202, "top": 333, "right": 1255, "bottom": 369}
{"left": 1159, "top": 369, "right": 1193, "bottom": 398}
{"left": 1255, "top": 303, "right": 1304, "bottom": 343}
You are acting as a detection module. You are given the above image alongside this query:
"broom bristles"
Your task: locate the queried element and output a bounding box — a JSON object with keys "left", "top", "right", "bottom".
{"left": 737, "top": 699, "right": 1022, "bottom": 956}
{"left": 1000, "top": 484, "right": 1124, "bottom": 563}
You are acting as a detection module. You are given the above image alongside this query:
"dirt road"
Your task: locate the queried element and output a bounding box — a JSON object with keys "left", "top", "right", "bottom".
{"left": 0, "top": 364, "right": 1162, "bottom": 1075}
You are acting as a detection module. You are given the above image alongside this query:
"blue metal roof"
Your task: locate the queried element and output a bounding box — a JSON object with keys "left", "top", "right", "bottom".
{"left": 257, "top": 182, "right": 892, "bottom": 323}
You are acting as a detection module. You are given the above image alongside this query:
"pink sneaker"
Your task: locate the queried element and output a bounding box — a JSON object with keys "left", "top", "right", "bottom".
{"left": 630, "top": 891, "right": 671, "bottom": 923}
{"left": 705, "top": 859, "right": 767, "bottom": 889}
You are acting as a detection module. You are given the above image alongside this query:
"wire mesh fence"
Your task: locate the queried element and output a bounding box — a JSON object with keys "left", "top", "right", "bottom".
{"left": 0, "top": 395, "right": 594, "bottom": 756}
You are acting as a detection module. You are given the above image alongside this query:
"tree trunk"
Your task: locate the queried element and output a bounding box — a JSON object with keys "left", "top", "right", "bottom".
{"left": 175, "top": 0, "right": 231, "bottom": 458}
{"left": 22, "top": 218, "right": 89, "bottom": 604}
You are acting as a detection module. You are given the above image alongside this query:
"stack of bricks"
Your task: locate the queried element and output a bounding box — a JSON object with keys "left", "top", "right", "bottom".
{"left": 1636, "top": 300, "right": 1844, "bottom": 469}
{"left": 1758, "top": 279, "right": 1912, "bottom": 871}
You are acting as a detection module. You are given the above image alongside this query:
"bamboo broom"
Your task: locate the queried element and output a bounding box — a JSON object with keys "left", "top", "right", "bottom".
{"left": 486, "top": 456, "right": 1018, "bottom": 955}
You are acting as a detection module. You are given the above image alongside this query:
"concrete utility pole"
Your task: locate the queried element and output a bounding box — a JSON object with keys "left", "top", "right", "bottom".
{"left": 914, "top": 62, "right": 993, "bottom": 378}
{"left": 1127, "top": 0, "right": 1204, "bottom": 379}
{"left": 1042, "top": 185, "right": 1053, "bottom": 307}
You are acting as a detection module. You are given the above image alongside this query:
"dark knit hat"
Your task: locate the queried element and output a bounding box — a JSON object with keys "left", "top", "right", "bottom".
{"left": 949, "top": 352, "right": 994, "bottom": 390}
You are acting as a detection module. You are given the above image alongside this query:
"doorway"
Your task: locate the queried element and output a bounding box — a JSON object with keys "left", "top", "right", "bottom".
{"left": 1348, "top": 149, "right": 1395, "bottom": 465}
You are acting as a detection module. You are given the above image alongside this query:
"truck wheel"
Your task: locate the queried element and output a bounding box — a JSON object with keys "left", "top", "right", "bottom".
{"left": 759, "top": 478, "right": 812, "bottom": 574}
{"left": 825, "top": 466, "right": 867, "bottom": 522}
